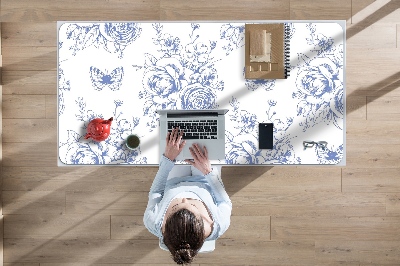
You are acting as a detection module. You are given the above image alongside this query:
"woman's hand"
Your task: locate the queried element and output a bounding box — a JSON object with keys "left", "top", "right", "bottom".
{"left": 164, "top": 127, "right": 186, "bottom": 161}
{"left": 185, "top": 144, "right": 212, "bottom": 175}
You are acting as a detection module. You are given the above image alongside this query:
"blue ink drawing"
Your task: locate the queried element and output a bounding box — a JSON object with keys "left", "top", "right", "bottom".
{"left": 89, "top": 66, "right": 124, "bottom": 91}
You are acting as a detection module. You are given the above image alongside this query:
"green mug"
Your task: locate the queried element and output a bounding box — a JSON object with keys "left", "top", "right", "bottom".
{"left": 126, "top": 134, "right": 140, "bottom": 150}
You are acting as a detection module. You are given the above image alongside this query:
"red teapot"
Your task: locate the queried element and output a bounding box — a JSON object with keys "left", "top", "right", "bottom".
{"left": 84, "top": 117, "right": 113, "bottom": 142}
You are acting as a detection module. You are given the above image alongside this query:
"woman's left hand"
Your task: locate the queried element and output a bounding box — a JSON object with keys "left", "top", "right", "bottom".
{"left": 164, "top": 127, "right": 186, "bottom": 161}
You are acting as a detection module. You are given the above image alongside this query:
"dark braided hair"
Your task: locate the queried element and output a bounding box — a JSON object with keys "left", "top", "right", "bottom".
{"left": 163, "top": 208, "right": 206, "bottom": 264}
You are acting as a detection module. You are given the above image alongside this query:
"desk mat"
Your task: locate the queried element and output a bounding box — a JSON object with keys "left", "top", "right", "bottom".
{"left": 58, "top": 22, "right": 345, "bottom": 165}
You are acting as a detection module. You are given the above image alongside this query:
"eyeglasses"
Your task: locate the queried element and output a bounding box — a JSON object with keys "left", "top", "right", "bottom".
{"left": 303, "top": 140, "right": 328, "bottom": 150}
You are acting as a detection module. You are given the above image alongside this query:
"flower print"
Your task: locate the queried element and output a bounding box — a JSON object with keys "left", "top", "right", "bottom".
{"left": 234, "top": 110, "right": 257, "bottom": 134}
{"left": 225, "top": 133, "right": 261, "bottom": 164}
{"left": 143, "top": 56, "right": 183, "bottom": 103}
{"left": 158, "top": 33, "right": 181, "bottom": 55}
{"left": 179, "top": 83, "right": 217, "bottom": 109}
{"left": 184, "top": 41, "right": 215, "bottom": 67}
{"left": 295, "top": 57, "right": 340, "bottom": 104}
{"left": 100, "top": 23, "right": 141, "bottom": 46}
{"left": 66, "top": 143, "right": 105, "bottom": 164}
{"left": 199, "top": 66, "right": 223, "bottom": 90}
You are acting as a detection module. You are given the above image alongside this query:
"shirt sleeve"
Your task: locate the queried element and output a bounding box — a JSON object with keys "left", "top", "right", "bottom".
{"left": 143, "top": 155, "right": 175, "bottom": 237}
{"left": 205, "top": 167, "right": 232, "bottom": 238}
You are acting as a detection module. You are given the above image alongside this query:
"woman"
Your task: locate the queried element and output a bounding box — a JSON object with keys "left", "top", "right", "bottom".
{"left": 144, "top": 127, "right": 232, "bottom": 264}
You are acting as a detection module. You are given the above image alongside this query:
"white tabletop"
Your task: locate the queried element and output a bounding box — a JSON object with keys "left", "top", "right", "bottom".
{"left": 58, "top": 21, "right": 346, "bottom": 165}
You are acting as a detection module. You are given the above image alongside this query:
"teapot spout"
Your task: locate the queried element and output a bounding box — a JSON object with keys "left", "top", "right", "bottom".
{"left": 103, "top": 117, "right": 113, "bottom": 124}
{"left": 84, "top": 133, "right": 92, "bottom": 139}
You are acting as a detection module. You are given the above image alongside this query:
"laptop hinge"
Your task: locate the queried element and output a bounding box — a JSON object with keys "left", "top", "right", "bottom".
{"left": 167, "top": 112, "right": 219, "bottom": 118}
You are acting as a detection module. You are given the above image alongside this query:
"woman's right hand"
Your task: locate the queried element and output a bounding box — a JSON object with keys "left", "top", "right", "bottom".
{"left": 184, "top": 144, "right": 212, "bottom": 175}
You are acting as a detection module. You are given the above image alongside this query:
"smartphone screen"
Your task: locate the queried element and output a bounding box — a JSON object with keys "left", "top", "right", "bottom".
{"left": 259, "top": 123, "right": 273, "bottom": 149}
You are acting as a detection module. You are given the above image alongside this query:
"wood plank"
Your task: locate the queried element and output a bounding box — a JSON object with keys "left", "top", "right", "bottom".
{"left": 316, "top": 240, "right": 400, "bottom": 264}
{"left": 351, "top": 0, "right": 375, "bottom": 24}
{"left": 386, "top": 194, "right": 400, "bottom": 216}
{"left": 66, "top": 191, "right": 148, "bottom": 216}
{"left": 346, "top": 143, "right": 400, "bottom": 168}
{"left": 160, "top": 0, "right": 290, "bottom": 20}
{"left": 2, "top": 119, "right": 56, "bottom": 143}
{"left": 290, "top": 0, "right": 351, "bottom": 20}
{"left": 2, "top": 191, "right": 65, "bottom": 215}
{"left": 4, "top": 238, "right": 315, "bottom": 264}
{"left": 351, "top": 0, "right": 400, "bottom": 25}
{"left": 2, "top": 95, "right": 46, "bottom": 118}
{"left": 346, "top": 96, "right": 366, "bottom": 120}
{"left": 2, "top": 70, "right": 56, "bottom": 95}
{"left": 346, "top": 120, "right": 400, "bottom": 145}
{"left": 110, "top": 216, "right": 154, "bottom": 240}
{"left": 346, "top": 49, "right": 400, "bottom": 97}
{"left": 347, "top": 23, "right": 397, "bottom": 49}
{"left": 343, "top": 168, "right": 400, "bottom": 193}
{"left": 2, "top": 48, "right": 56, "bottom": 71}
{"left": 1, "top": 23, "right": 56, "bottom": 47}
{"left": 4, "top": 214, "right": 110, "bottom": 240}
{"left": 223, "top": 166, "right": 341, "bottom": 194}
{"left": 367, "top": 96, "right": 400, "bottom": 120}
{"left": 2, "top": 142, "right": 57, "bottom": 167}
{"left": 231, "top": 192, "right": 386, "bottom": 217}
{"left": 4, "top": 263, "right": 39, "bottom": 266}
{"left": 2, "top": 166, "right": 156, "bottom": 192}
{"left": 45, "top": 95, "right": 56, "bottom": 118}
{"left": 0, "top": 0, "right": 160, "bottom": 21}
{"left": 272, "top": 216, "right": 400, "bottom": 241}
{"left": 222, "top": 216, "right": 270, "bottom": 240}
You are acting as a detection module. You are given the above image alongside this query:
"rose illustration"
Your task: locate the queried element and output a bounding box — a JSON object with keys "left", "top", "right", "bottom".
{"left": 65, "top": 143, "right": 105, "bottom": 164}
{"left": 179, "top": 83, "right": 217, "bottom": 109}
{"left": 143, "top": 57, "right": 183, "bottom": 103}
{"left": 100, "top": 23, "right": 141, "bottom": 46}
{"left": 225, "top": 134, "right": 262, "bottom": 164}
{"left": 296, "top": 58, "right": 340, "bottom": 104}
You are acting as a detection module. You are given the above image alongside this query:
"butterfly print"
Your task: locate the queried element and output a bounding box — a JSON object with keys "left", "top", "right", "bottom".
{"left": 89, "top": 66, "right": 124, "bottom": 91}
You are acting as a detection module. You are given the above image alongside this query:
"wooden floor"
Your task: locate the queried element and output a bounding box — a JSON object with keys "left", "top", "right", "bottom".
{"left": 1, "top": 0, "right": 400, "bottom": 265}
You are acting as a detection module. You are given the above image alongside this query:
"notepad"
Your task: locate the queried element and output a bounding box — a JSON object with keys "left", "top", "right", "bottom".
{"left": 245, "top": 23, "right": 290, "bottom": 79}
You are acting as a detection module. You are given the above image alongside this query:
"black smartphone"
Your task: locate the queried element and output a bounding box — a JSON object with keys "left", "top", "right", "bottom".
{"left": 258, "top": 123, "right": 273, "bottom": 149}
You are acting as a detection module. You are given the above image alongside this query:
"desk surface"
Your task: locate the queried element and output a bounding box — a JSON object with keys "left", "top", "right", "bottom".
{"left": 58, "top": 21, "right": 345, "bottom": 165}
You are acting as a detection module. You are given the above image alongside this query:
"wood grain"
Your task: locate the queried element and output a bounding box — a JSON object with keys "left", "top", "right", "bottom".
{"left": 160, "top": 0, "right": 290, "bottom": 20}
{"left": 386, "top": 194, "right": 400, "bottom": 216}
{"left": 4, "top": 214, "right": 110, "bottom": 240}
{"left": 3, "top": 95, "right": 46, "bottom": 119}
{"left": 2, "top": 119, "right": 56, "bottom": 143}
{"left": 343, "top": 168, "right": 400, "bottom": 193}
{"left": 2, "top": 191, "right": 65, "bottom": 215}
{"left": 66, "top": 192, "right": 148, "bottom": 216}
{"left": 231, "top": 192, "right": 386, "bottom": 217}
{"left": 316, "top": 240, "right": 400, "bottom": 264}
{"left": 2, "top": 70, "right": 56, "bottom": 95}
{"left": 290, "top": 0, "right": 351, "bottom": 20}
{"left": 0, "top": 0, "right": 161, "bottom": 21}
{"left": 272, "top": 216, "right": 400, "bottom": 241}
{"left": 2, "top": 166, "right": 157, "bottom": 192}
{"left": 367, "top": 96, "right": 400, "bottom": 120}
{"left": 2, "top": 142, "right": 57, "bottom": 167}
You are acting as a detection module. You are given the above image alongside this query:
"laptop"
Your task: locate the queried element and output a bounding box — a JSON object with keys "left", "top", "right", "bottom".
{"left": 156, "top": 109, "right": 229, "bottom": 160}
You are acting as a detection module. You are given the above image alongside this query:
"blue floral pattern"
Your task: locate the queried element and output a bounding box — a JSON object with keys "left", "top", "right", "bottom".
{"left": 58, "top": 22, "right": 345, "bottom": 165}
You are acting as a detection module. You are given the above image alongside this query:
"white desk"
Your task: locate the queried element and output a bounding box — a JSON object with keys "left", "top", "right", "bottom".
{"left": 57, "top": 21, "right": 346, "bottom": 165}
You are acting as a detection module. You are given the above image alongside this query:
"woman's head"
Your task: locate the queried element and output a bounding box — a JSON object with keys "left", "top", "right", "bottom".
{"left": 163, "top": 208, "right": 206, "bottom": 264}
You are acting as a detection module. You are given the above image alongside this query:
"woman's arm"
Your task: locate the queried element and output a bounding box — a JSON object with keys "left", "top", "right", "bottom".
{"left": 143, "top": 155, "right": 175, "bottom": 236}
{"left": 143, "top": 128, "right": 186, "bottom": 236}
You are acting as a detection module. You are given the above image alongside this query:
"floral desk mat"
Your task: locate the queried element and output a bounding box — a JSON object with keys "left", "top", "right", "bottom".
{"left": 58, "top": 21, "right": 345, "bottom": 165}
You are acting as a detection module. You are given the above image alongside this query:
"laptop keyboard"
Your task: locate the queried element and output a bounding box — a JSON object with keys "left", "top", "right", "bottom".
{"left": 168, "top": 120, "right": 218, "bottom": 139}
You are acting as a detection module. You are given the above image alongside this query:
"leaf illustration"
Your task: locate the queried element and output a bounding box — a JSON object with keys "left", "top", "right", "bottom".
{"left": 144, "top": 53, "right": 157, "bottom": 67}
{"left": 82, "top": 26, "right": 99, "bottom": 49}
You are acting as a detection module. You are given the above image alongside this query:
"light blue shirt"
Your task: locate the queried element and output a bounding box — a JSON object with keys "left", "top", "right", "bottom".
{"left": 144, "top": 155, "right": 232, "bottom": 241}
